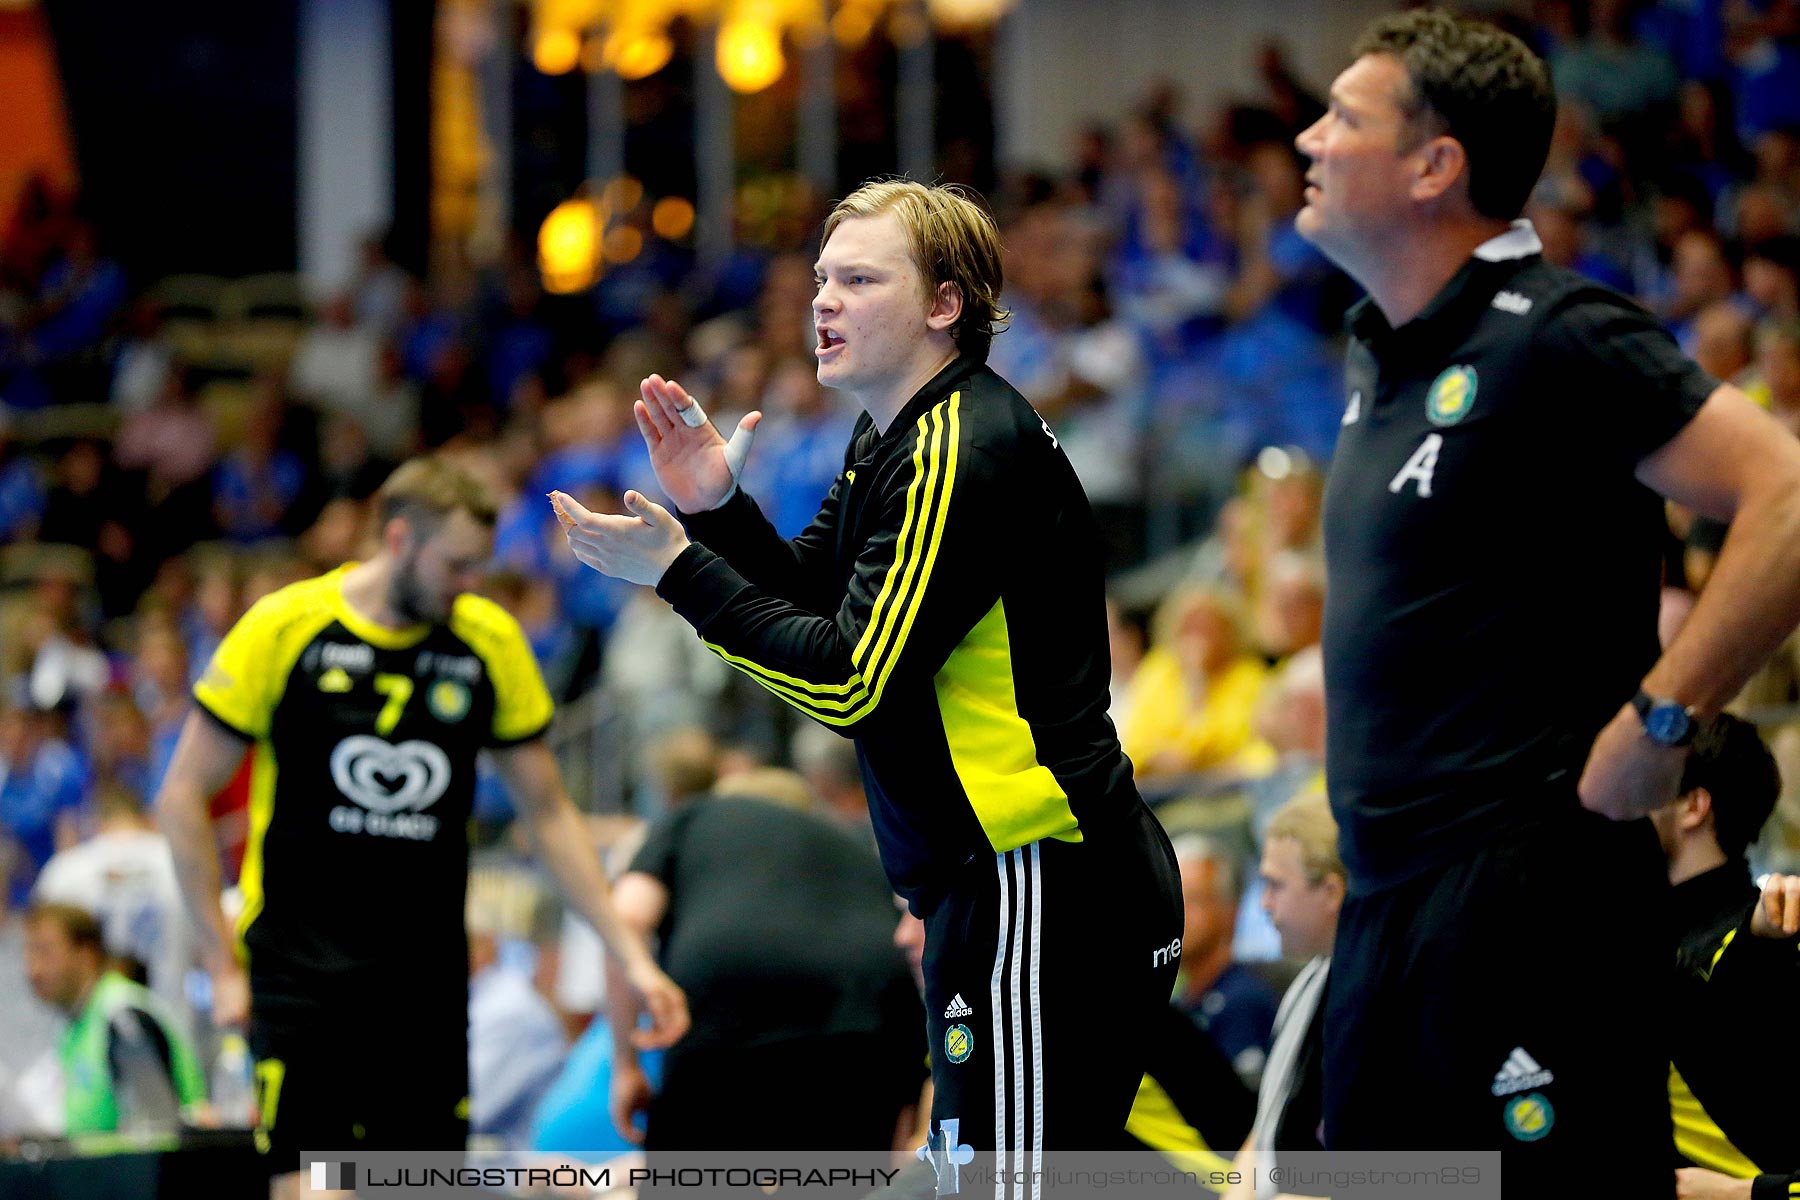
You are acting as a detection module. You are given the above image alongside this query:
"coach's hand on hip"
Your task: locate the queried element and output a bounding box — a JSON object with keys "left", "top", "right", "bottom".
{"left": 1578, "top": 703, "right": 1688, "bottom": 821}
{"left": 550, "top": 489, "right": 689, "bottom": 587}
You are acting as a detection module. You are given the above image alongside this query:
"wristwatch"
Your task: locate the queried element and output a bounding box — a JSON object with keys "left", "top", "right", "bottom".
{"left": 1631, "top": 689, "right": 1699, "bottom": 747}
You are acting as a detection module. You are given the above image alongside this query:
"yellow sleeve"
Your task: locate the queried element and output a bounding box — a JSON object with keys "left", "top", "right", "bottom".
{"left": 192, "top": 582, "right": 333, "bottom": 739}
{"left": 451, "top": 595, "right": 555, "bottom": 745}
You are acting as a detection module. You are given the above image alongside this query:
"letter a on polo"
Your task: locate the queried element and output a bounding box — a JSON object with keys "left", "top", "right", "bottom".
{"left": 1389, "top": 433, "right": 1443, "bottom": 498}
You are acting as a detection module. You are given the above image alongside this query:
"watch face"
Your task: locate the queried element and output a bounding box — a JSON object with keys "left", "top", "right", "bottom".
{"left": 1645, "top": 704, "right": 1692, "bottom": 746}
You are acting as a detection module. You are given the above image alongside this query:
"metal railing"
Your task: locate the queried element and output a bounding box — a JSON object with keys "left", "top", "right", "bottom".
{"left": 543, "top": 683, "right": 632, "bottom": 814}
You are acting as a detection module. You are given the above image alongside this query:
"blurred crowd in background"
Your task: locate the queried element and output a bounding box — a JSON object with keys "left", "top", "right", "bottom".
{"left": 3, "top": 0, "right": 1800, "bottom": 1152}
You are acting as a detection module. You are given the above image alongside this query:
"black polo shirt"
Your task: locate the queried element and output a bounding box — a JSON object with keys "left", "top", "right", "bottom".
{"left": 1320, "top": 221, "right": 1717, "bottom": 892}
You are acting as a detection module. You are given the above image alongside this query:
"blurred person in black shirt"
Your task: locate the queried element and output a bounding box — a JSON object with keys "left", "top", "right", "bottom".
{"left": 607, "top": 786, "right": 926, "bottom": 1151}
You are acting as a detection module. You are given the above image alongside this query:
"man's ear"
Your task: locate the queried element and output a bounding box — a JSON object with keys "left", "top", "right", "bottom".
{"left": 1411, "top": 134, "right": 1469, "bottom": 206}
{"left": 1679, "top": 786, "right": 1714, "bottom": 835}
{"left": 382, "top": 516, "right": 411, "bottom": 556}
{"left": 926, "top": 280, "right": 964, "bottom": 333}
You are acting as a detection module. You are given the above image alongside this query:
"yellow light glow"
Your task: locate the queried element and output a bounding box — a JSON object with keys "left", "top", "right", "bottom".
{"left": 887, "top": 8, "right": 928, "bottom": 48}
{"left": 581, "top": 36, "right": 608, "bottom": 74}
{"left": 609, "top": 31, "right": 674, "bottom": 78}
{"left": 602, "top": 176, "right": 645, "bottom": 214}
{"left": 603, "top": 226, "right": 645, "bottom": 263}
{"left": 831, "top": 6, "right": 876, "bottom": 47}
{"left": 652, "top": 196, "right": 696, "bottom": 239}
{"left": 539, "top": 198, "right": 600, "bottom": 292}
{"left": 926, "top": 0, "right": 1014, "bottom": 28}
{"left": 717, "top": 18, "right": 785, "bottom": 93}
{"left": 533, "top": 28, "right": 582, "bottom": 75}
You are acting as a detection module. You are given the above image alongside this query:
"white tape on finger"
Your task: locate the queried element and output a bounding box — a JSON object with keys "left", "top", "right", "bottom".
{"left": 723, "top": 420, "right": 756, "bottom": 481}
{"left": 678, "top": 398, "right": 709, "bottom": 428}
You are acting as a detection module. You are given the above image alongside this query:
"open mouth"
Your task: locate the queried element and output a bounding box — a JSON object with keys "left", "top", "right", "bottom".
{"left": 817, "top": 328, "right": 845, "bottom": 355}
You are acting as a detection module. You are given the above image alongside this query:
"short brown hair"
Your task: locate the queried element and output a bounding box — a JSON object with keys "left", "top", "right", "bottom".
{"left": 375, "top": 456, "right": 498, "bottom": 537}
{"left": 823, "top": 179, "right": 1010, "bottom": 362}
{"left": 1352, "top": 9, "right": 1556, "bottom": 221}
{"left": 25, "top": 902, "right": 105, "bottom": 952}
{"left": 1265, "top": 793, "right": 1343, "bottom": 886}
{"left": 713, "top": 766, "right": 819, "bottom": 812}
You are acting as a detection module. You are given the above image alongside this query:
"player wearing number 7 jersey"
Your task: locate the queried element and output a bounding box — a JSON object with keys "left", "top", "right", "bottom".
{"left": 155, "top": 456, "right": 688, "bottom": 1200}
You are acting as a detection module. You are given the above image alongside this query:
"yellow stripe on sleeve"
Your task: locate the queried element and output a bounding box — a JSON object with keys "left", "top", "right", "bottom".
{"left": 859, "top": 396, "right": 961, "bottom": 709}
{"left": 1669, "top": 1062, "right": 1761, "bottom": 1177}
{"left": 1125, "top": 1072, "right": 1236, "bottom": 1182}
{"left": 706, "top": 393, "right": 963, "bottom": 727}
{"left": 1703, "top": 928, "right": 1737, "bottom": 980}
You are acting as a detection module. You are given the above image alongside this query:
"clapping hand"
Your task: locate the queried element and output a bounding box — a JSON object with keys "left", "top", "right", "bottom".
{"left": 550, "top": 489, "right": 690, "bottom": 587}
{"left": 635, "top": 374, "right": 761, "bottom": 514}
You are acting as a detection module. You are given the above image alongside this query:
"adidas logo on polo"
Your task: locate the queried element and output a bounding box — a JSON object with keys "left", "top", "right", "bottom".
{"left": 943, "top": 994, "right": 974, "bottom": 1019}
{"left": 1492, "top": 1047, "right": 1555, "bottom": 1097}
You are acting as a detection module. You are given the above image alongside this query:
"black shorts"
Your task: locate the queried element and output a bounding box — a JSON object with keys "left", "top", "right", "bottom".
{"left": 921, "top": 801, "right": 1183, "bottom": 1156}
{"left": 249, "top": 1007, "right": 469, "bottom": 1177}
{"left": 1321, "top": 803, "right": 1672, "bottom": 1197}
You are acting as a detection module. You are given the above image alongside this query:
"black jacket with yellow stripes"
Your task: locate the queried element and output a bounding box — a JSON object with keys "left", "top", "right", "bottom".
{"left": 658, "top": 355, "right": 1137, "bottom": 914}
{"left": 1669, "top": 862, "right": 1800, "bottom": 1200}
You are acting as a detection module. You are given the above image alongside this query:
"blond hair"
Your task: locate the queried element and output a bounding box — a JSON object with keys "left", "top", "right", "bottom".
{"left": 1150, "top": 584, "right": 1249, "bottom": 657}
{"left": 823, "top": 179, "right": 1010, "bottom": 361}
{"left": 1265, "top": 793, "right": 1343, "bottom": 886}
{"left": 375, "top": 456, "right": 498, "bottom": 535}
{"left": 713, "top": 766, "right": 820, "bottom": 813}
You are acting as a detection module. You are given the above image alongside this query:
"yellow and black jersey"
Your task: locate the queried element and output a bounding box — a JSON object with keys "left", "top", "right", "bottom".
{"left": 659, "top": 355, "right": 1136, "bottom": 913}
{"left": 1669, "top": 862, "right": 1800, "bottom": 1198}
{"left": 193, "top": 566, "right": 552, "bottom": 1015}
{"left": 1124, "top": 1002, "right": 1256, "bottom": 1188}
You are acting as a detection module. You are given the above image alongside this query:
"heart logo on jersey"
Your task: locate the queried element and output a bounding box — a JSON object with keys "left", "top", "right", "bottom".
{"left": 329, "top": 735, "right": 452, "bottom": 813}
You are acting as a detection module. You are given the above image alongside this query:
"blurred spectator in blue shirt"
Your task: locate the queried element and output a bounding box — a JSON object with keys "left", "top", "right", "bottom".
{"left": 484, "top": 266, "right": 556, "bottom": 412}
{"left": 468, "top": 903, "right": 568, "bottom": 1150}
{"left": 0, "top": 413, "right": 44, "bottom": 544}
{"left": 1113, "top": 169, "right": 1232, "bottom": 351}
{"left": 736, "top": 357, "right": 857, "bottom": 539}
{"left": 1728, "top": 9, "right": 1800, "bottom": 141}
{"left": 1551, "top": 0, "right": 1681, "bottom": 128}
{"left": 213, "top": 391, "right": 308, "bottom": 544}
{"left": 0, "top": 705, "right": 91, "bottom": 907}
{"left": 1171, "top": 833, "right": 1278, "bottom": 1090}
{"left": 1662, "top": 227, "right": 1753, "bottom": 352}
{"left": 28, "top": 223, "right": 127, "bottom": 362}
{"left": 1531, "top": 199, "right": 1639, "bottom": 292}
{"left": 130, "top": 623, "right": 188, "bottom": 803}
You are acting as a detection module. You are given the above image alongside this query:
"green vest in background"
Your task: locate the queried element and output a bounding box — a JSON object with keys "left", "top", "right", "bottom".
{"left": 58, "top": 971, "right": 207, "bottom": 1136}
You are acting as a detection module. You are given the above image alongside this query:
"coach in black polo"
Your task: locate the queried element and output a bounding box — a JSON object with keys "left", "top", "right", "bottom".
{"left": 1297, "top": 11, "right": 1800, "bottom": 1198}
